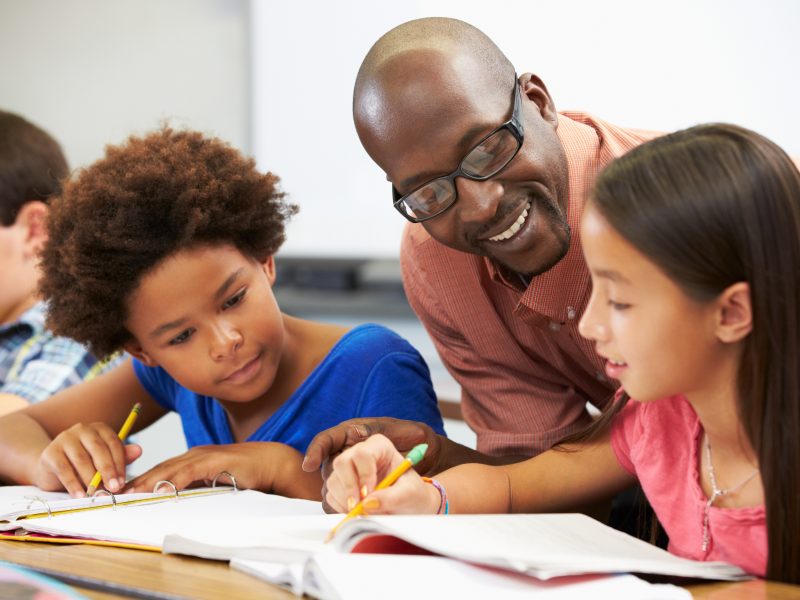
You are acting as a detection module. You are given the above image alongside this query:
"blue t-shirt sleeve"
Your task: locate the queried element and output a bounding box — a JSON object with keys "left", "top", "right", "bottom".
{"left": 132, "top": 358, "right": 178, "bottom": 411}
{"left": 356, "top": 346, "right": 446, "bottom": 436}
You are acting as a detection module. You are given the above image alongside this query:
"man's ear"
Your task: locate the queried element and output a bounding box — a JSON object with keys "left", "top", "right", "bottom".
{"left": 716, "top": 282, "right": 752, "bottom": 344}
{"left": 15, "top": 201, "right": 49, "bottom": 258}
{"left": 261, "top": 255, "right": 276, "bottom": 285}
{"left": 123, "top": 341, "right": 158, "bottom": 367}
{"left": 518, "top": 73, "right": 559, "bottom": 126}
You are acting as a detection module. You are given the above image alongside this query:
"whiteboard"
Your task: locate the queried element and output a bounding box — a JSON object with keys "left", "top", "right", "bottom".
{"left": 251, "top": 0, "right": 800, "bottom": 258}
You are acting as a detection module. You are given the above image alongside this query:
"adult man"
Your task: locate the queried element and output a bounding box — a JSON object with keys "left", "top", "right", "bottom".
{"left": 0, "top": 110, "right": 116, "bottom": 416}
{"left": 303, "top": 17, "right": 657, "bottom": 477}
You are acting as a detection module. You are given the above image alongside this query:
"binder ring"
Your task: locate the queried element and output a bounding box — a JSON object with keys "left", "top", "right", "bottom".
{"left": 92, "top": 489, "right": 118, "bottom": 510}
{"left": 211, "top": 471, "right": 238, "bottom": 492}
{"left": 24, "top": 496, "right": 53, "bottom": 519}
{"left": 153, "top": 480, "right": 179, "bottom": 499}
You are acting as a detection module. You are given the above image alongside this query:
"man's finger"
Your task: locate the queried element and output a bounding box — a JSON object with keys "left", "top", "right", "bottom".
{"left": 303, "top": 421, "right": 371, "bottom": 472}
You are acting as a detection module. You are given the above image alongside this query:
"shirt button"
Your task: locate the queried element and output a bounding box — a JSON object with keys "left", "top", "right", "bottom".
{"left": 567, "top": 306, "right": 577, "bottom": 320}
{"left": 549, "top": 321, "right": 561, "bottom": 332}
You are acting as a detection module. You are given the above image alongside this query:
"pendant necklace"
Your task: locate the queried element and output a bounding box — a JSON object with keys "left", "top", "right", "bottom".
{"left": 702, "top": 433, "right": 759, "bottom": 552}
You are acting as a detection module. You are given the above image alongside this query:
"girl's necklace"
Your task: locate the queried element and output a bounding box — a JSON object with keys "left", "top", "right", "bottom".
{"left": 701, "top": 433, "right": 759, "bottom": 552}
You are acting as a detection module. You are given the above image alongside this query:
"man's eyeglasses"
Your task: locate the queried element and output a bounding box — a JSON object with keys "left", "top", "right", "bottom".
{"left": 392, "top": 76, "right": 524, "bottom": 223}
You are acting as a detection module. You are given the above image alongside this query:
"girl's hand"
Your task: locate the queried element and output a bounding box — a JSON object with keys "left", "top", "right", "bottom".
{"left": 123, "top": 442, "right": 323, "bottom": 500}
{"left": 35, "top": 422, "right": 143, "bottom": 498}
{"left": 325, "top": 434, "right": 440, "bottom": 515}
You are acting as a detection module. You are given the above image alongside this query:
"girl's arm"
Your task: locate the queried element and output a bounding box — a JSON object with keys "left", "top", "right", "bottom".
{"left": 444, "top": 430, "right": 635, "bottom": 513}
{"left": 325, "top": 431, "right": 636, "bottom": 515}
{"left": 0, "top": 358, "right": 165, "bottom": 494}
{"left": 124, "top": 441, "right": 323, "bottom": 500}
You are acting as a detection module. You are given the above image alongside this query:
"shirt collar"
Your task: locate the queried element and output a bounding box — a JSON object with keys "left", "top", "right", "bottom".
{"left": 0, "top": 301, "right": 47, "bottom": 336}
{"left": 485, "top": 113, "right": 599, "bottom": 323}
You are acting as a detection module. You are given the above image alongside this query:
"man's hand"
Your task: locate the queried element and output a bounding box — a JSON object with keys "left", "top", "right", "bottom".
{"left": 303, "top": 417, "right": 443, "bottom": 475}
{"left": 302, "top": 418, "right": 444, "bottom": 511}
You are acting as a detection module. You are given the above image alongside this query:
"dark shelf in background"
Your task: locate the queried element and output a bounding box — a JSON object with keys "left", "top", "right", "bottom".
{"left": 274, "top": 257, "right": 415, "bottom": 319}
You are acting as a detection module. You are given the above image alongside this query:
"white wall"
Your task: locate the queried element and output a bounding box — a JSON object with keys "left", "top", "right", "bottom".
{"left": 252, "top": 0, "right": 800, "bottom": 258}
{"left": 0, "top": 0, "right": 250, "bottom": 170}
{"left": 4, "top": 0, "right": 797, "bottom": 257}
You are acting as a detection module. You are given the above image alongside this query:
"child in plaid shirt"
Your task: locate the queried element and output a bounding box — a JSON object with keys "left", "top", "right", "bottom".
{"left": 0, "top": 111, "right": 117, "bottom": 416}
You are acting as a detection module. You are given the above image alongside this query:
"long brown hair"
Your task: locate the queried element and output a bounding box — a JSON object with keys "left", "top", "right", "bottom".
{"left": 589, "top": 123, "right": 800, "bottom": 583}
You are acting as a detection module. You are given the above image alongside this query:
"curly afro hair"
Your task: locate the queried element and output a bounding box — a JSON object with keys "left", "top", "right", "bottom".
{"left": 40, "top": 128, "right": 298, "bottom": 358}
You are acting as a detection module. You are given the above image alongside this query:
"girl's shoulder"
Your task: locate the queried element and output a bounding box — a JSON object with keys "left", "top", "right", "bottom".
{"left": 618, "top": 393, "right": 697, "bottom": 435}
{"left": 328, "top": 323, "right": 419, "bottom": 358}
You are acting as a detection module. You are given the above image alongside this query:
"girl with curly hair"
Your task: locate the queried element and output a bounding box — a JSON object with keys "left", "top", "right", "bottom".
{"left": 0, "top": 128, "right": 444, "bottom": 500}
{"left": 324, "top": 123, "right": 800, "bottom": 582}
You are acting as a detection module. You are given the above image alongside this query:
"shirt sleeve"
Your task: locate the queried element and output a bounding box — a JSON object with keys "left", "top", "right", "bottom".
{"left": 132, "top": 359, "right": 179, "bottom": 411}
{"left": 355, "top": 346, "right": 446, "bottom": 437}
{"left": 401, "top": 228, "right": 597, "bottom": 457}
{"left": 1, "top": 334, "right": 105, "bottom": 404}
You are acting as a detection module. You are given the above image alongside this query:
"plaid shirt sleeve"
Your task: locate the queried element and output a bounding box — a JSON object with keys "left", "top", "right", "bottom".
{"left": 1, "top": 332, "right": 123, "bottom": 404}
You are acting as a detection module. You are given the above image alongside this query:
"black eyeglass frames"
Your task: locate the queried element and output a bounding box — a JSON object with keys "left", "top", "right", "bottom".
{"left": 391, "top": 76, "right": 524, "bottom": 223}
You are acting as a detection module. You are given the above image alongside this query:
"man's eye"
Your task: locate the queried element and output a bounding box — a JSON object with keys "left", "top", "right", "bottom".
{"left": 169, "top": 329, "right": 194, "bottom": 345}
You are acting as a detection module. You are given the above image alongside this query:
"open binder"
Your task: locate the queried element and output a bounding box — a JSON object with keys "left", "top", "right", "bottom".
{"left": 0, "top": 473, "right": 237, "bottom": 530}
{"left": 0, "top": 474, "right": 322, "bottom": 551}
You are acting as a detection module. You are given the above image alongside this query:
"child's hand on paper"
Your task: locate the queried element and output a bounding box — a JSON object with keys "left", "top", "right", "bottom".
{"left": 35, "top": 423, "right": 143, "bottom": 498}
{"left": 122, "top": 441, "right": 323, "bottom": 500}
{"left": 325, "top": 434, "right": 440, "bottom": 515}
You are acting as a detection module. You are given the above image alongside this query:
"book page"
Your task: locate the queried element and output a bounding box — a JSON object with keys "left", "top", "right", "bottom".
{"left": 0, "top": 486, "right": 161, "bottom": 530}
{"left": 233, "top": 554, "right": 692, "bottom": 600}
{"left": 164, "top": 514, "right": 339, "bottom": 561}
{"left": 17, "top": 490, "right": 323, "bottom": 548}
{"left": 335, "top": 513, "right": 748, "bottom": 581}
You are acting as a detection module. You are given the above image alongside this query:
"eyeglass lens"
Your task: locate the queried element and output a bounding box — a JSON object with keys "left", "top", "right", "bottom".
{"left": 402, "top": 128, "right": 519, "bottom": 220}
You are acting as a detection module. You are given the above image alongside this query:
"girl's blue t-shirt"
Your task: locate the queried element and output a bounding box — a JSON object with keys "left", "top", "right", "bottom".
{"left": 132, "top": 323, "right": 446, "bottom": 453}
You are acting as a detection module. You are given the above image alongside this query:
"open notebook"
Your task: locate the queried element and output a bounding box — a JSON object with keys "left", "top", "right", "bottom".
{"left": 162, "top": 513, "right": 748, "bottom": 582}
{"left": 0, "top": 485, "right": 322, "bottom": 551}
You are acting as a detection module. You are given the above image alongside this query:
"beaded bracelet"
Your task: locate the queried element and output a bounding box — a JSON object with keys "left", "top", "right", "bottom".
{"left": 421, "top": 477, "right": 449, "bottom": 515}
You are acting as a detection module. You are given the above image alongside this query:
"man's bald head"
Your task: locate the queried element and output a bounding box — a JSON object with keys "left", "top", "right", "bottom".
{"left": 355, "top": 17, "right": 513, "bottom": 98}
{"left": 353, "top": 18, "right": 569, "bottom": 276}
{"left": 354, "top": 18, "right": 515, "bottom": 158}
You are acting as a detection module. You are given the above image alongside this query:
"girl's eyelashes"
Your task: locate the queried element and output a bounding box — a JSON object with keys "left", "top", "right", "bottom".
{"left": 222, "top": 289, "right": 246, "bottom": 310}
{"left": 607, "top": 299, "right": 631, "bottom": 311}
{"left": 164, "top": 289, "right": 246, "bottom": 346}
{"left": 169, "top": 328, "right": 195, "bottom": 345}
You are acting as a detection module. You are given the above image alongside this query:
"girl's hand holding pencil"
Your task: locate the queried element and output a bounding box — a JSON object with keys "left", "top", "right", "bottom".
{"left": 35, "top": 418, "right": 143, "bottom": 498}
{"left": 325, "top": 434, "right": 441, "bottom": 516}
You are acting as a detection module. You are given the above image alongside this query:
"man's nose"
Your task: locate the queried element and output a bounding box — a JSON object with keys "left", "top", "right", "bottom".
{"left": 454, "top": 177, "right": 505, "bottom": 224}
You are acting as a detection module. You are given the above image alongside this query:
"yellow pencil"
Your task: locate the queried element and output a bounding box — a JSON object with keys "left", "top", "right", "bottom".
{"left": 85, "top": 403, "right": 142, "bottom": 496}
{"left": 325, "top": 442, "right": 428, "bottom": 542}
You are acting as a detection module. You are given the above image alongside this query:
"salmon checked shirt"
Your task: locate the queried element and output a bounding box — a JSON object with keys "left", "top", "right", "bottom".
{"left": 401, "top": 112, "right": 661, "bottom": 457}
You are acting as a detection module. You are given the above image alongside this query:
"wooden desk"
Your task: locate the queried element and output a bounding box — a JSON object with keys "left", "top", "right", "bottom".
{"left": 0, "top": 541, "right": 293, "bottom": 599}
{"left": 1, "top": 540, "right": 799, "bottom": 599}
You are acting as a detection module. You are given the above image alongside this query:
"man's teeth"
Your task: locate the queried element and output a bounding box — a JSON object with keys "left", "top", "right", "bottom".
{"left": 609, "top": 359, "right": 626, "bottom": 366}
{"left": 489, "top": 202, "right": 531, "bottom": 242}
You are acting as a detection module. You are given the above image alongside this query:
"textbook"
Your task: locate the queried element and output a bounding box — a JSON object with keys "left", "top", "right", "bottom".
{"left": 163, "top": 513, "right": 749, "bottom": 582}
{"left": 231, "top": 554, "right": 694, "bottom": 600}
{"left": 0, "top": 485, "right": 322, "bottom": 550}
